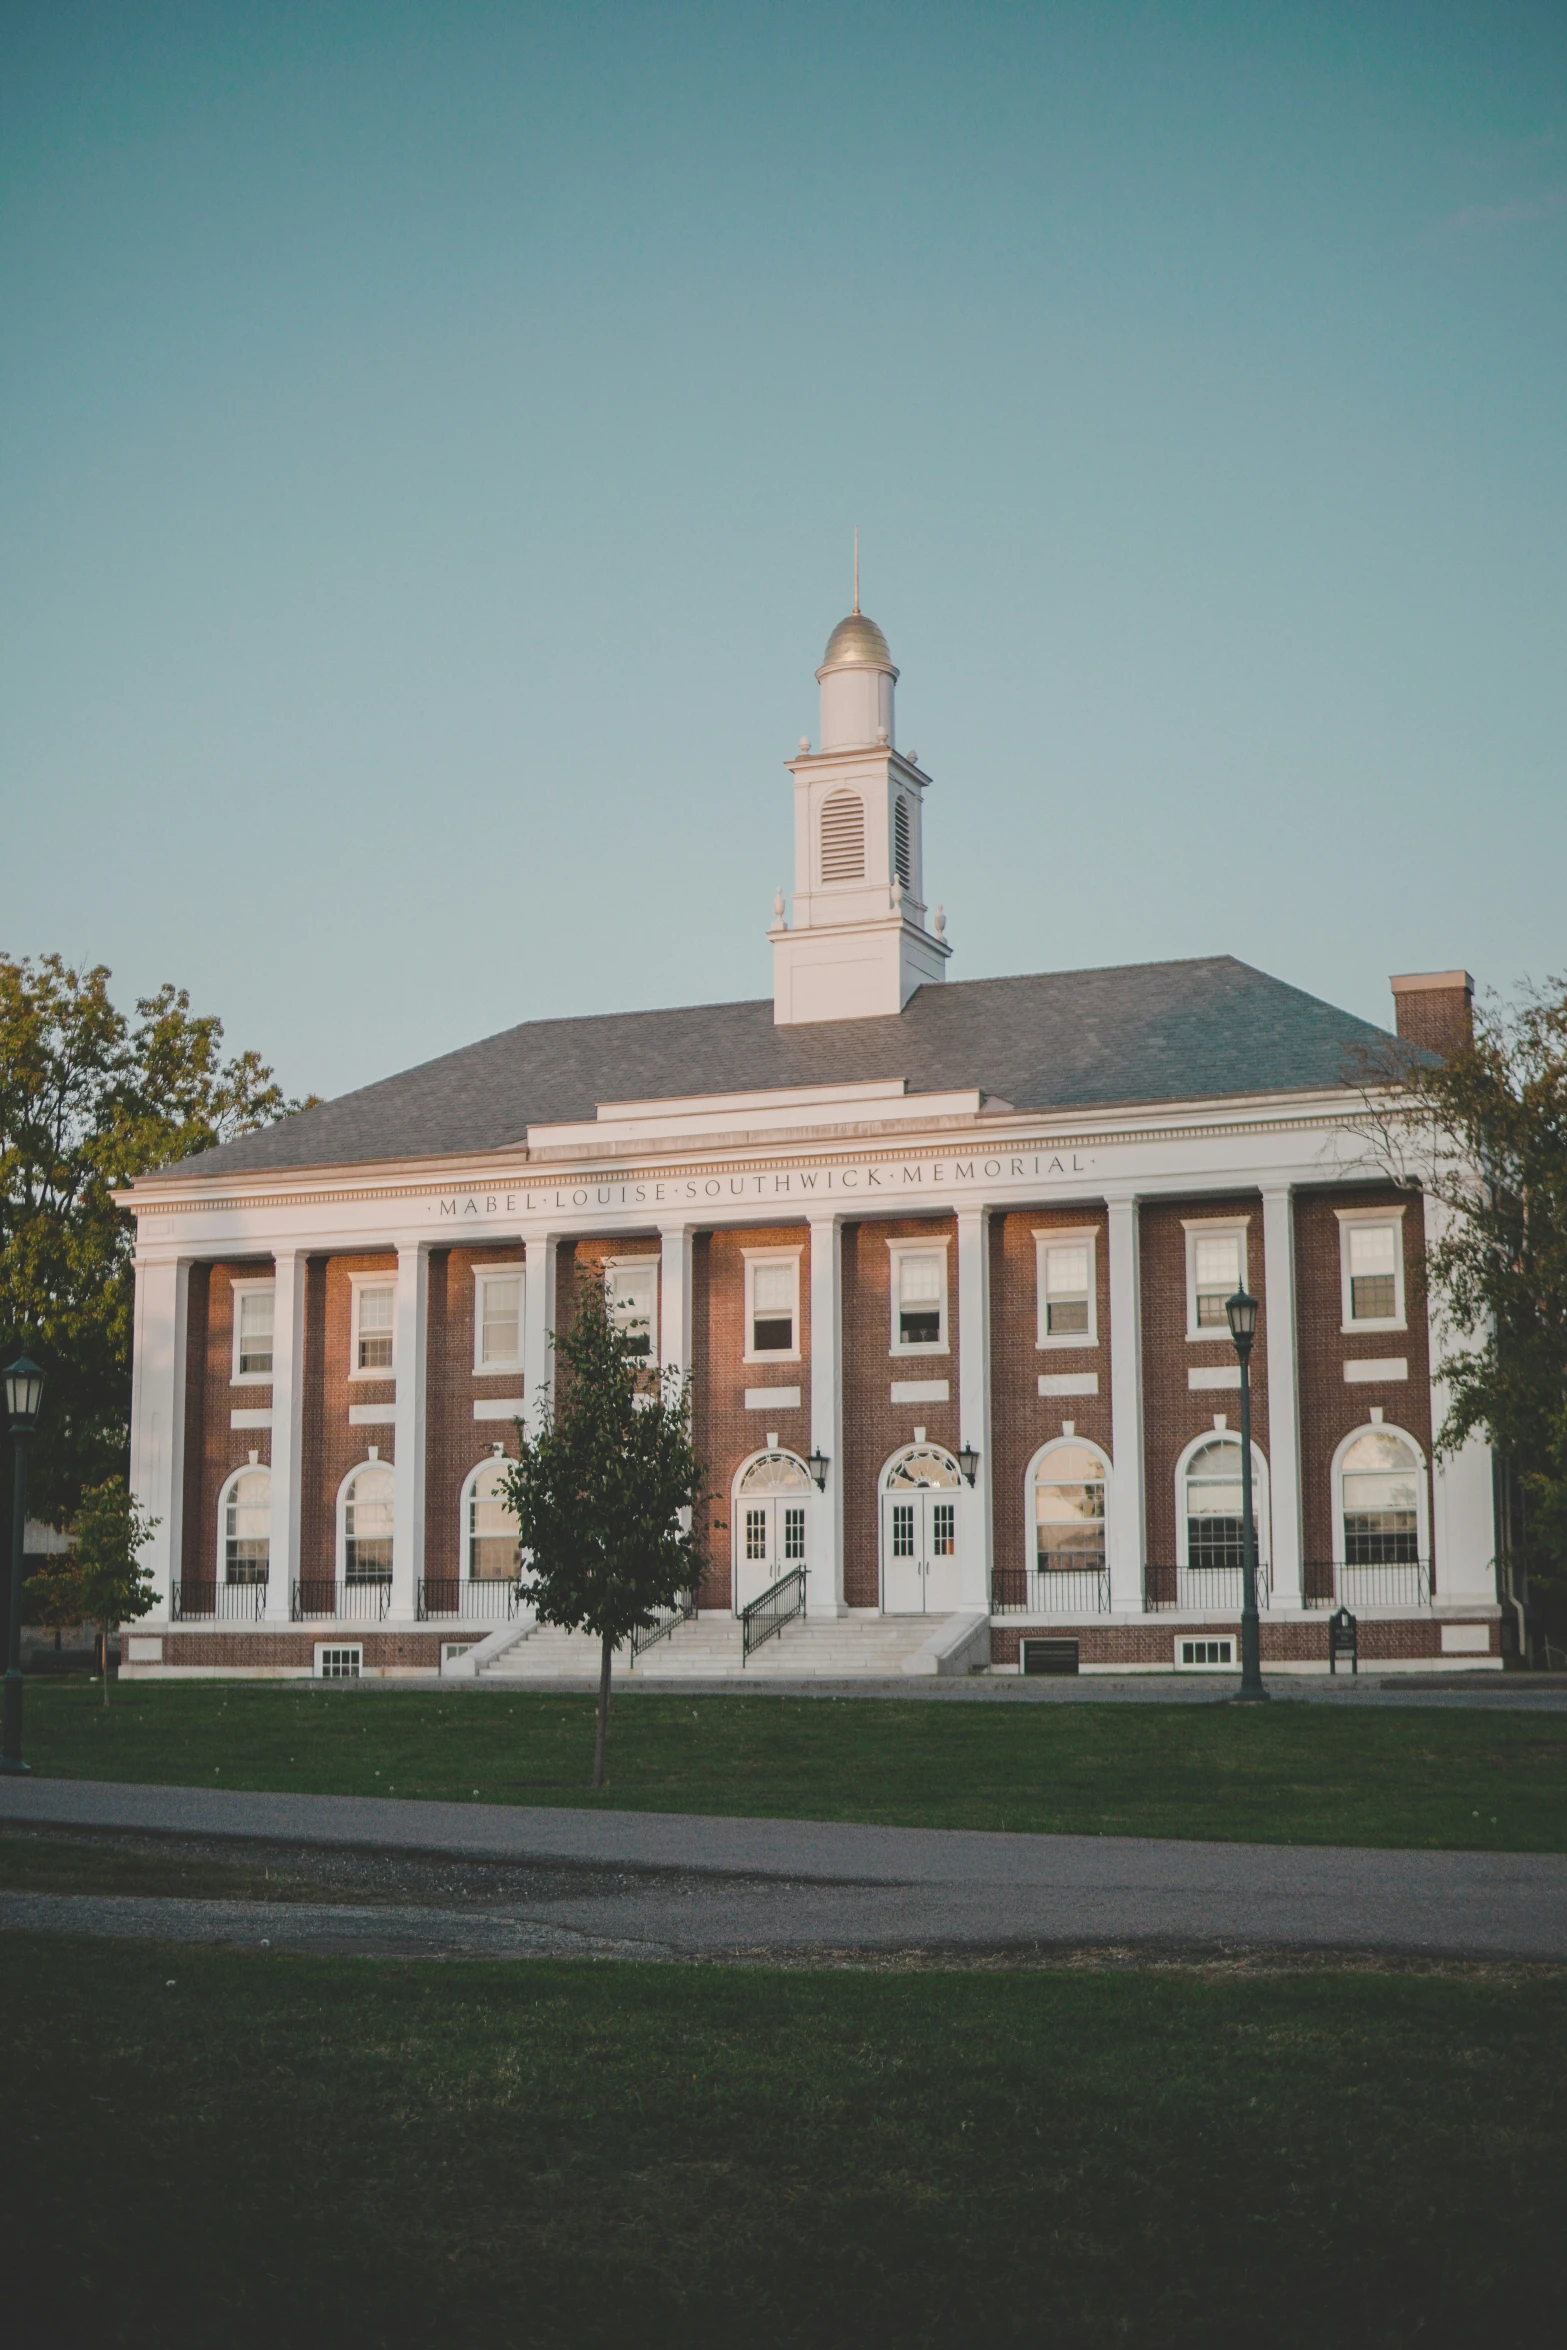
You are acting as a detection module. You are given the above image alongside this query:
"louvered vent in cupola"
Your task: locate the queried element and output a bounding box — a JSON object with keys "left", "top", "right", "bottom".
{"left": 819, "top": 791, "right": 865, "bottom": 883}
{"left": 893, "top": 796, "right": 912, "bottom": 888}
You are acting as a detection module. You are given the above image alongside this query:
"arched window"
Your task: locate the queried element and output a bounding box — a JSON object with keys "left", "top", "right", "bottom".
{"left": 1339, "top": 1430, "right": 1422, "bottom": 1565}
{"left": 341, "top": 1462, "right": 395, "bottom": 1584}
{"left": 819, "top": 790, "right": 865, "bottom": 883}
{"left": 1032, "top": 1443, "right": 1107, "bottom": 1573}
{"left": 893, "top": 795, "right": 912, "bottom": 888}
{"left": 1179, "top": 1437, "right": 1270, "bottom": 1570}
{"left": 220, "top": 1466, "right": 271, "bottom": 1584}
{"left": 466, "top": 1456, "right": 521, "bottom": 1582}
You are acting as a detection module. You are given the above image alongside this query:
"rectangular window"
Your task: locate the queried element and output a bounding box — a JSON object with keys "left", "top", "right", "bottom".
{"left": 1183, "top": 1221, "right": 1248, "bottom": 1339}
{"left": 745, "top": 1508, "right": 768, "bottom": 1561}
{"left": 892, "top": 1501, "right": 915, "bottom": 1557}
{"left": 1338, "top": 1213, "right": 1406, "bottom": 1329}
{"left": 232, "top": 1282, "right": 275, "bottom": 1381}
{"left": 474, "top": 1269, "right": 524, "bottom": 1372}
{"left": 744, "top": 1251, "right": 801, "bottom": 1360}
{"left": 316, "top": 1644, "right": 362, "bottom": 1680}
{"left": 889, "top": 1243, "right": 948, "bottom": 1352}
{"left": 1035, "top": 1229, "right": 1097, "bottom": 1347}
{"left": 931, "top": 1501, "right": 956, "bottom": 1557}
{"left": 353, "top": 1282, "right": 395, "bottom": 1372}
{"left": 783, "top": 1505, "right": 806, "bottom": 1561}
{"left": 605, "top": 1259, "right": 658, "bottom": 1357}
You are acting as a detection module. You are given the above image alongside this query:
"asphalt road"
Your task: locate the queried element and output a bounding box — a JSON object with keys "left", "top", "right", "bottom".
{"left": 4, "top": 1777, "right": 1565, "bottom": 1962}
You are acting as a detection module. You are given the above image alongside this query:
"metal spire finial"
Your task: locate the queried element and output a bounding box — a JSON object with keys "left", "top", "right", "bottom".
{"left": 853, "top": 528, "right": 859, "bottom": 615}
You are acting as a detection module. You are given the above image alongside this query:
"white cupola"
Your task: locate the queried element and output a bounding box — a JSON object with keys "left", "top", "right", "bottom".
{"left": 770, "top": 583, "right": 952, "bottom": 1025}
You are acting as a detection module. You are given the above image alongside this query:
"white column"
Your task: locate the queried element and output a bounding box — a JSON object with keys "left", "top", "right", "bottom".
{"left": 659, "top": 1223, "right": 694, "bottom": 1382}
{"left": 1424, "top": 1197, "right": 1498, "bottom": 1605}
{"left": 523, "top": 1233, "right": 559, "bottom": 1433}
{"left": 1106, "top": 1193, "right": 1147, "bottom": 1612}
{"left": 955, "top": 1207, "right": 993, "bottom": 1612}
{"left": 807, "top": 1212, "right": 845, "bottom": 1615}
{"left": 264, "top": 1250, "right": 309, "bottom": 1625}
{"left": 390, "top": 1242, "right": 429, "bottom": 1624}
{"left": 128, "top": 1253, "right": 190, "bottom": 1624}
{"left": 1261, "top": 1186, "right": 1304, "bottom": 1611}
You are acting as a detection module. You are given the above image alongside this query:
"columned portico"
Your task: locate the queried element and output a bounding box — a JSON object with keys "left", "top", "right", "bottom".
{"left": 1105, "top": 1193, "right": 1146, "bottom": 1613}
{"left": 390, "top": 1243, "right": 430, "bottom": 1624}
{"left": 659, "top": 1222, "right": 694, "bottom": 1383}
{"left": 264, "top": 1248, "right": 309, "bottom": 1625}
{"left": 128, "top": 1252, "right": 190, "bottom": 1622}
{"left": 955, "top": 1207, "right": 993, "bottom": 1611}
{"left": 522, "top": 1232, "right": 559, "bottom": 1433}
{"left": 807, "top": 1211, "right": 846, "bottom": 1615}
{"left": 1262, "top": 1185, "right": 1305, "bottom": 1612}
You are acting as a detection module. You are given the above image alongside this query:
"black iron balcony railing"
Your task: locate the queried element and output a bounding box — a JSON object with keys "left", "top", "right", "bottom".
{"left": 1304, "top": 1558, "right": 1432, "bottom": 1610}
{"left": 291, "top": 1577, "right": 392, "bottom": 1622}
{"left": 991, "top": 1554, "right": 1111, "bottom": 1615}
{"left": 172, "top": 1579, "right": 269, "bottom": 1622}
{"left": 1144, "top": 1561, "right": 1273, "bottom": 1614}
{"left": 415, "top": 1578, "right": 524, "bottom": 1622}
{"left": 739, "top": 1566, "right": 806, "bottom": 1662}
{"left": 629, "top": 1591, "right": 698, "bottom": 1664}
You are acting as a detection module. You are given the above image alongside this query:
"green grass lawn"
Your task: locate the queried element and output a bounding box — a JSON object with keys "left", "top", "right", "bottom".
{"left": 17, "top": 1680, "right": 1567, "bottom": 1848}
{"left": 3, "top": 1935, "right": 1562, "bottom": 2349}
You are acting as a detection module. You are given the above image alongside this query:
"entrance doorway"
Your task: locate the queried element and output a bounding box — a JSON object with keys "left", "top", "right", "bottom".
{"left": 881, "top": 1446, "right": 963, "bottom": 1614}
{"left": 733, "top": 1451, "right": 811, "bottom": 1612}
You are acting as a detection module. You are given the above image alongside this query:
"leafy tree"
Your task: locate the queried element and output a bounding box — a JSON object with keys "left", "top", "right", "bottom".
{"left": 66, "top": 1475, "right": 159, "bottom": 1706}
{"left": 1359, "top": 978, "right": 1567, "bottom": 1643}
{"left": 501, "top": 1273, "right": 704, "bottom": 1788}
{"left": 0, "top": 953, "right": 305, "bottom": 1531}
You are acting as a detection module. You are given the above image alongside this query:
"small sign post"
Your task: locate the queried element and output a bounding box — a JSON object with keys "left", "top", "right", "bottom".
{"left": 1328, "top": 1605, "right": 1358, "bottom": 1677}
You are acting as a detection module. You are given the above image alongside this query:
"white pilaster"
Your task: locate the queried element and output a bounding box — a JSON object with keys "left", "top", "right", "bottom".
{"left": 1424, "top": 1196, "right": 1498, "bottom": 1604}
{"left": 659, "top": 1223, "right": 694, "bottom": 1382}
{"left": 807, "top": 1212, "right": 845, "bottom": 1615}
{"left": 128, "top": 1254, "right": 190, "bottom": 1624}
{"left": 264, "top": 1250, "right": 309, "bottom": 1625}
{"left": 390, "top": 1242, "right": 429, "bottom": 1624}
{"left": 1106, "top": 1194, "right": 1147, "bottom": 1612}
{"left": 1261, "top": 1186, "right": 1304, "bottom": 1610}
{"left": 955, "top": 1207, "right": 994, "bottom": 1611}
{"left": 523, "top": 1233, "right": 559, "bottom": 1434}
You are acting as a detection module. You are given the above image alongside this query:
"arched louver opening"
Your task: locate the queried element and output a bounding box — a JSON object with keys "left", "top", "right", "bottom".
{"left": 893, "top": 795, "right": 912, "bottom": 889}
{"left": 819, "top": 790, "right": 865, "bottom": 883}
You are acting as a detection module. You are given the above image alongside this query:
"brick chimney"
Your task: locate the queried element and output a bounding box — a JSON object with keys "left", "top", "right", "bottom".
{"left": 1389, "top": 970, "right": 1474, "bottom": 1057}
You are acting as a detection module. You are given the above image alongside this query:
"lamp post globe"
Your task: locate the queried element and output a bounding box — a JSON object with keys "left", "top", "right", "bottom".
{"left": 1223, "top": 1294, "right": 1268, "bottom": 1705}
{"left": 3, "top": 1350, "right": 46, "bottom": 1774}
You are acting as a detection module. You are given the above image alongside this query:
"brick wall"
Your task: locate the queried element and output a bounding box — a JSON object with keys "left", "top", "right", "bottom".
{"left": 1139, "top": 1195, "right": 1269, "bottom": 1566}
{"left": 423, "top": 1246, "right": 527, "bottom": 1585}
{"left": 690, "top": 1224, "right": 811, "bottom": 1608}
{"left": 299, "top": 1253, "right": 397, "bottom": 1583}
{"left": 988, "top": 1207, "right": 1112, "bottom": 1585}
{"left": 179, "top": 1259, "right": 272, "bottom": 1588}
{"left": 841, "top": 1216, "right": 960, "bottom": 1608}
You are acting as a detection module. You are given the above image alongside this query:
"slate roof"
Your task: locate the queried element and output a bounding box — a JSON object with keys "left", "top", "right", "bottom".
{"left": 152, "top": 956, "right": 1400, "bottom": 1182}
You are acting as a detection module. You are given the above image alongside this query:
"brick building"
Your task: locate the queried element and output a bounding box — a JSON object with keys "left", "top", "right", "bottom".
{"left": 119, "top": 602, "right": 1499, "bottom": 1679}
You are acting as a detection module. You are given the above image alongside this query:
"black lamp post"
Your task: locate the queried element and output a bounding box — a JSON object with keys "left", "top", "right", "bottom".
{"left": 1223, "top": 1293, "right": 1268, "bottom": 1704}
{"left": 3, "top": 1351, "right": 45, "bottom": 1775}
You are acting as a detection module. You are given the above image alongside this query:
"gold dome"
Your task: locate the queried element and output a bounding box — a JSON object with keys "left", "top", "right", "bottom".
{"left": 819, "top": 610, "right": 894, "bottom": 670}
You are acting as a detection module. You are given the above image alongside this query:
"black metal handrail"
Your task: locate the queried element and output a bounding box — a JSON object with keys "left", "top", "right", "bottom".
{"left": 172, "top": 1579, "right": 269, "bottom": 1623}
{"left": 416, "top": 1578, "right": 523, "bottom": 1622}
{"left": 739, "top": 1566, "right": 806, "bottom": 1662}
{"left": 991, "top": 1555, "right": 1110, "bottom": 1615}
{"left": 1304, "top": 1559, "right": 1432, "bottom": 1610}
{"left": 1144, "top": 1561, "right": 1273, "bottom": 1614}
{"left": 629, "top": 1591, "right": 698, "bottom": 1664}
{"left": 291, "top": 1577, "right": 392, "bottom": 1623}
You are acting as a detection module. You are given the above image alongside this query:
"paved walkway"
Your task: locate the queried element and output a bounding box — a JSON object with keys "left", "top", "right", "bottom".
{"left": 4, "top": 1778, "right": 1565, "bottom": 1962}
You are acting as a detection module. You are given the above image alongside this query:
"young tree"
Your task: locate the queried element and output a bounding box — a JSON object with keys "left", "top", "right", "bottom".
{"left": 501, "top": 1273, "right": 704, "bottom": 1788}
{"left": 69, "top": 1475, "right": 159, "bottom": 1706}
{"left": 1358, "top": 978, "right": 1567, "bottom": 1643}
{"left": 0, "top": 953, "right": 306, "bottom": 1529}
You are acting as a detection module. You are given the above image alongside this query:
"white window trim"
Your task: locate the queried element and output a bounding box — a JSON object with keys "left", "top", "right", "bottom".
{"left": 1181, "top": 1215, "right": 1251, "bottom": 1343}
{"left": 314, "top": 1642, "right": 363, "bottom": 1679}
{"left": 1174, "top": 1428, "right": 1271, "bottom": 1568}
{"left": 602, "top": 1254, "right": 660, "bottom": 1353}
{"left": 229, "top": 1277, "right": 276, "bottom": 1386}
{"left": 741, "top": 1246, "right": 803, "bottom": 1365}
{"left": 460, "top": 1449, "right": 521, "bottom": 1583}
{"left": 1331, "top": 1421, "right": 1428, "bottom": 1564}
{"left": 1033, "top": 1227, "right": 1099, "bottom": 1351}
{"left": 335, "top": 1455, "right": 394, "bottom": 1580}
{"left": 1025, "top": 1436, "right": 1113, "bottom": 1575}
{"left": 347, "top": 1271, "right": 398, "bottom": 1381}
{"left": 472, "top": 1261, "right": 526, "bottom": 1376}
{"left": 214, "top": 1460, "right": 271, "bottom": 1581}
{"left": 886, "top": 1235, "right": 951, "bottom": 1357}
{"left": 1335, "top": 1205, "right": 1408, "bottom": 1334}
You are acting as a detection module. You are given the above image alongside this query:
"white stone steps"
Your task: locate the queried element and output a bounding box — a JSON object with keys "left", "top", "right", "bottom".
{"left": 478, "top": 1613, "right": 944, "bottom": 1681}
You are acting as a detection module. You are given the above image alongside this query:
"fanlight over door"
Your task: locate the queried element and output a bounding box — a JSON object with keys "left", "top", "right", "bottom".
{"left": 881, "top": 1446, "right": 962, "bottom": 1615}
{"left": 734, "top": 1452, "right": 811, "bottom": 1612}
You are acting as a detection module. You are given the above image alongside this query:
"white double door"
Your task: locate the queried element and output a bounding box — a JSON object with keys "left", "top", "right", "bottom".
{"left": 882, "top": 1488, "right": 963, "bottom": 1615}
{"left": 736, "top": 1494, "right": 807, "bottom": 1613}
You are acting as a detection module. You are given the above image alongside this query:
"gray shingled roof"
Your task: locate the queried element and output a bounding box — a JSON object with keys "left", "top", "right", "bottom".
{"left": 153, "top": 956, "right": 1400, "bottom": 1182}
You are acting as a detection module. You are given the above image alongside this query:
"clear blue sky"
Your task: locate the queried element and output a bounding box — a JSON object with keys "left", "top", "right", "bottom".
{"left": 2, "top": 1, "right": 1563, "bottom": 1102}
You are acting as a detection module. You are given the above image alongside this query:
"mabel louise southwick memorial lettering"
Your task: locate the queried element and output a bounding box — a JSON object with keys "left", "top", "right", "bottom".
{"left": 432, "top": 1153, "right": 1097, "bottom": 1224}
